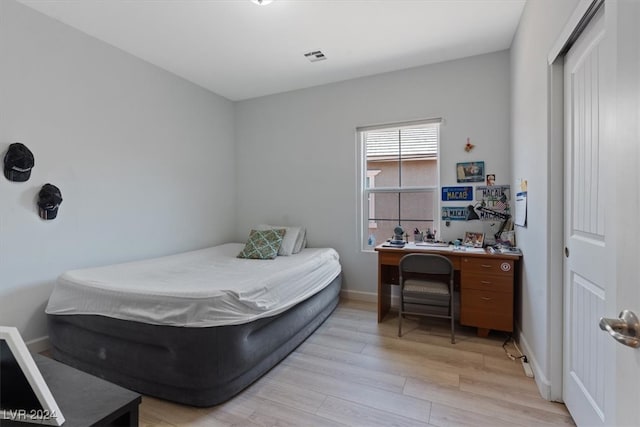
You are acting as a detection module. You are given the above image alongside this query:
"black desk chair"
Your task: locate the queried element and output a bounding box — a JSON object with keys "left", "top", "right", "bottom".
{"left": 398, "top": 253, "right": 455, "bottom": 343}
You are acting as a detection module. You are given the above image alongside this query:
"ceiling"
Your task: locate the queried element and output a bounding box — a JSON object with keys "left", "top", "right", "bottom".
{"left": 17, "top": 0, "right": 526, "bottom": 101}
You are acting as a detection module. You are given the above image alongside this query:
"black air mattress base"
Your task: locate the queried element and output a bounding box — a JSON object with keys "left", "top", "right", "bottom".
{"left": 47, "top": 274, "right": 341, "bottom": 407}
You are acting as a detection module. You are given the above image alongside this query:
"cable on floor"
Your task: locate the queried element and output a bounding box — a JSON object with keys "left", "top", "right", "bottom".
{"left": 502, "top": 334, "right": 527, "bottom": 362}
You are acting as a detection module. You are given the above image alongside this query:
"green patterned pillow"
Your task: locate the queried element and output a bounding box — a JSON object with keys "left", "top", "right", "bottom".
{"left": 237, "top": 228, "right": 286, "bottom": 259}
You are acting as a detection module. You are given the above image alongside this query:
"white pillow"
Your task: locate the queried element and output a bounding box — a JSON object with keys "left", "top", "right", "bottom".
{"left": 254, "top": 224, "right": 303, "bottom": 256}
{"left": 292, "top": 228, "right": 307, "bottom": 253}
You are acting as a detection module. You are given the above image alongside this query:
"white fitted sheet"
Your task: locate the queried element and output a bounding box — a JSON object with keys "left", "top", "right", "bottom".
{"left": 45, "top": 243, "right": 341, "bottom": 327}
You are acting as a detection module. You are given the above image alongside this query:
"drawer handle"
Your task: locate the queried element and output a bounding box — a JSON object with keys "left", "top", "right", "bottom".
{"left": 480, "top": 280, "right": 492, "bottom": 284}
{"left": 480, "top": 264, "right": 492, "bottom": 268}
{"left": 481, "top": 297, "right": 493, "bottom": 301}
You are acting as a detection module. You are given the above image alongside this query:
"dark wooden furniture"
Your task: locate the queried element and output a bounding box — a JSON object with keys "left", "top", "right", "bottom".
{"left": 4, "top": 354, "right": 141, "bottom": 427}
{"left": 375, "top": 244, "right": 521, "bottom": 337}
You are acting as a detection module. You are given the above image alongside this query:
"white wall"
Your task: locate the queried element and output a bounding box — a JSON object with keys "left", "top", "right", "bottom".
{"left": 0, "top": 0, "right": 236, "bottom": 344}
{"left": 510, "top": 0, "right": 579, "bottom": 399}
{"left": 235, "top": 51, "right": 511, "bottom": 297}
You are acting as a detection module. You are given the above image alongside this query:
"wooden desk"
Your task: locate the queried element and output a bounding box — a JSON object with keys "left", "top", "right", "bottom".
{"left": 375, "top": 244, "right": 521, "bottom": 337}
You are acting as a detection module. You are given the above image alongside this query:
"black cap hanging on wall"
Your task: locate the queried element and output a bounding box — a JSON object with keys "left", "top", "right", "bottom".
{"left": 4, "top": 143, "right": 35, "bottom": 182}
{"left": 38, "top": 183, "right": 63, "bottom": 220}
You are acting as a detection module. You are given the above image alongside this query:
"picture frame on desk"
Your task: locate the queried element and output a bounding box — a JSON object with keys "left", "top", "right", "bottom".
{"left": 463, "top": 232, "right": 484, "bottom": 248}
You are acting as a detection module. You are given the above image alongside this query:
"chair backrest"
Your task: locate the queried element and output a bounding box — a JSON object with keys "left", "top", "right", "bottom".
{"left": 399, "top": 253, "right": 454, "bottom": 277}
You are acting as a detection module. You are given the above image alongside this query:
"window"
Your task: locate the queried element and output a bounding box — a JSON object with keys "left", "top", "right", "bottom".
{"left": 358, "top": 119, "right": 440, "bottom": 250}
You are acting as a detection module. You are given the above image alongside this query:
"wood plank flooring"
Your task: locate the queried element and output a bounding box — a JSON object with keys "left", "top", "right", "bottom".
{"left": 139, "top": 299, "right": 575, "bottom": 426}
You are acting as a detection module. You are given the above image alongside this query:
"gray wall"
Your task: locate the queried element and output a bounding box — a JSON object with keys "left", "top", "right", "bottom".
{"left": 1, "top": 0, "right": 541, "bottom": 358}
{"left": 234, "top": 50, "right": 512, "bottom": 298}
{"left": 0, "top": 0, "right": 236, "bottom": 343}
{"left": 510, "top": 0, "right": 579, "bottom": 399}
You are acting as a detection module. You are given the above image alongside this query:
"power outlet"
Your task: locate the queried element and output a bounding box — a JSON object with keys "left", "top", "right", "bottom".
{"left": 522, "top": 358, "right": 534, "bottom": 378}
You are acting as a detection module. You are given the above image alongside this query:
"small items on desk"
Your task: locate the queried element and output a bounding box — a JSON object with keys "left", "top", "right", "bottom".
{"left": 495, "top": 245, "right": 522, "bottom": 255}
{"left": 413, "top": 228, "right": 422, "bottom": 243}
{"left": 425, "top": 228, "right": 436, "bottom": 241}
{"left": 414, "top": 241, "right": 449, "bottom": 248}
{"left": 382, "top": 242, "right": 406, "bottom": 248}
{"left": 384, "top": 225, "right": 407, "bottom": 247}
{"left": 486, "top": 243, "right": 522, "bottom": 255}
{"left": 413, "top": 227, "right": 436, "bottom": 244}
{"left": 456, "top": 246, "right": 485, "bottom": 254}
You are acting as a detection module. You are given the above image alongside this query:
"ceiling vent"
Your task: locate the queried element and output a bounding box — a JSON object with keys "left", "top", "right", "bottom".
{"left": 304, "top": 50, "right": 327, "bottom": 63}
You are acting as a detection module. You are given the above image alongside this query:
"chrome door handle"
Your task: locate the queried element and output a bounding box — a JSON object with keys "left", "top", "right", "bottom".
{"left": 599, "top": 310, "right": 640, "bottom": 348}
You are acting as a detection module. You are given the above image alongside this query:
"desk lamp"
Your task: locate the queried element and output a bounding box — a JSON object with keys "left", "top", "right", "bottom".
{"left": 466, "top": 202, "right": 512, "bottom": 242}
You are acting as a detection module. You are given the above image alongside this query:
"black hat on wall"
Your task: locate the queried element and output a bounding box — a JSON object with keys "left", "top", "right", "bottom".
{"left": 4, "top": 143, "right": 35, "bottom": 182}
{"left": 38, "top": 183, "right": 63, "bottom": 220}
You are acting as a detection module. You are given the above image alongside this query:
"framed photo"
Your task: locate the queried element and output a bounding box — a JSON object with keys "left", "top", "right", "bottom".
{"left": 463, "top": 231, "right": 485, "bottom": 248}
{"left": 0, "top": 326, "right": 65, "bottom": 426}
{"left": 456, "top": 161, "right": 485, "bottom": 183}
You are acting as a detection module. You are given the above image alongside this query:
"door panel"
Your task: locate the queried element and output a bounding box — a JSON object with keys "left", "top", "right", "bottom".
{"left": 563, "top": 5, "right": 610, "bottom": 426}
{"left": 569, "top": 272, "right": 606, "bottom": 417}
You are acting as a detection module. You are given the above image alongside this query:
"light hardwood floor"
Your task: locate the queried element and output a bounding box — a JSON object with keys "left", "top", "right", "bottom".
{"left": 139, "top": 299, "right": 575, "bottom": 426}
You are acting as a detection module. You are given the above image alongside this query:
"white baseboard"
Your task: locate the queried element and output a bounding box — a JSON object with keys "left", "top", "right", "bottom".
{"left": 340, "top": 289, "right": 377, "bottom": 303}
{"left": 518, "top": 331, "right": 552, "bottom": 400}
{"left": 26, "top": 336, "right": 50, "bottom": 354}
{"left": 340, "top": 289, "right": 399, "bottom": 307}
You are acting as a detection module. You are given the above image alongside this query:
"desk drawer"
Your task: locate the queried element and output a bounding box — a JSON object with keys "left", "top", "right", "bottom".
{"left": 379, "top": 251, "right": 404, "bottom": 266}
{"left": 460, "top": 308, "right": 513, "bottom": 332}
{"left": 461, "top": 289, "right": 513, "bottom": 332}
{"left": 461, "top": 257, "right": 514, "bottom": 276}
{"left": 461, "top": 272, "right": 512, "bottom": 293}
{"left": 379, "top": 251, "right": 460, "bottom": 269}
{"left": 463, "top": 289, "right": 513, "bottom": 311}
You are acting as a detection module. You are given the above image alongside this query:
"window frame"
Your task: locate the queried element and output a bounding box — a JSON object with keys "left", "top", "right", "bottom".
{"left": 357, "top": 119, "right": 442, "bottom": 252}
{"left": 366, "top": 170, "right": 381, "bottom": 228}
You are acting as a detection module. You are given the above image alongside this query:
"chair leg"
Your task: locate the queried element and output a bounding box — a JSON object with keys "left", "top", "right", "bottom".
{"left": 450, "top": 303, "right": 455, "bottom": 344}
{"left": 450, "top": 315, "right": 455, "bottom": 344}
{"left": 398, "top": 309, "right": 403, "bottom": 337}
{"left": 449, "top": 288, "right": 455, "bottom": 344}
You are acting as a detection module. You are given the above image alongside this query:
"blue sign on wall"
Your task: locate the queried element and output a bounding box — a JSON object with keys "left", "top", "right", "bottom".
{"left": 441, "top": 186, "right": 473, "bottom": 201}
{"left": 441, "top": 206, "right": 469, "bottom": 221}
